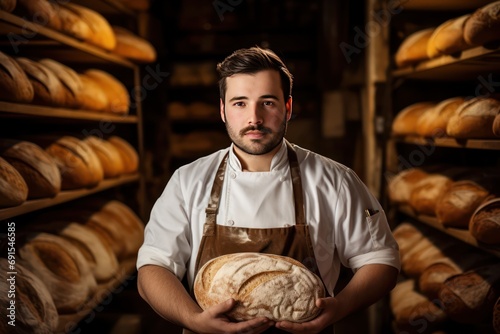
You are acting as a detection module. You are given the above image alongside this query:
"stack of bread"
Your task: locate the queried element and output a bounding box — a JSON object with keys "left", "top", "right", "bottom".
{"left": 12, "top": 1, "right": 156, "bottom": 63}
{"left": 388, "top": 167, "right": 500, "bottom": 244}
{"left": 395, "top": 1, "right": 500, "bottom": 68}
{"left": 0, "top": 135, "right": 139, "bottom": 208}
{"left": 392, "top": 96, "right": 500, "bottom": 139}
{"left": 391, "top": 222, "right": 500, "bottom": 332}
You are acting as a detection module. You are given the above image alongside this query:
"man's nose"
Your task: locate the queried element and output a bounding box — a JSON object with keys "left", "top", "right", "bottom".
{"left": 248, "top": 104, "right": 263, "bottom": 124}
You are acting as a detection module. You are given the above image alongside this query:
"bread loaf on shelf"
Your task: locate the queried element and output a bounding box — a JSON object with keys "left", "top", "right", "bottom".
{"left": 463, "top": 1, "right": 500, "bottom": 46}
{"left": 395, "top": 28, "right": 435, "bottom": 68}
{"left": 83, "top": 136, "right": 125, "bottom": 178}
{"left": 0, "top": 156, "right": 28, "bottom": 207}
{"left": 409, "top": 174, "right": 453, "bottom": 216}
{"left": 39, "top": 59, "right": 83, "bottom": 109}
{"left": 446, "top": 96, "right": 500, "bottom": 139}
{"left": 392, "top": 222, "right": 426, "bottom": 260}
{"left": 18, "top": 232, "right": 97, "bottom": 314}
{"left": 107, "top": 136, "right": 139, "bottom": 174}
{"left": 111, "top": 26, "right": 157, "bottom": 63}
{"left": 388, "top": 168, "right": 429, "bottom": 205}
{"left": 416, "top": 97, "right": 465, "bottom": 138}
{"left": 194, "top": 253, "right": 325, "bottom": 322}
{"left": 0, "top": 140, "right": 61, "bottom": 199}
{"left": 15, "top": 0, "right": 62, "bottom": 31}
{"left": 0, "top": 51, "right": 34, "bottom": 103}
{"left": 84, "top": 69, "right": 130, "bottom": 114}
{"left": 77, "top": 73, "right": 109, "bottom": 112}
{"left": 57, "top": 3, "right": 92, "bottom": 42}
{"left": 15, "top": 57, "right": 66, "bottom": 107}
{"left": 392, "top": 102, "right": 436, "bottom": 136}
{"left": 0, "top": 259, "right": 58, "bottom": 334}
{"left": 469, "top": 197, "right": 500, "bottom": 245}
{"left": 438, "top": 263, "right": 500, "bottom": 324}
{"left": 427, "top": 15, "right": 472, "bottom": 58}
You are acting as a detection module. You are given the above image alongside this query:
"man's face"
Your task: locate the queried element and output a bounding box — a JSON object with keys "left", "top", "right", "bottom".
{"left": 220, "top": 70, "right": 292, "bottom": 155}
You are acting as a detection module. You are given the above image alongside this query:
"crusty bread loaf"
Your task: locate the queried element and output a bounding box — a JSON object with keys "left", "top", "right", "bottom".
{"left": 392, "top": 222, "right": 426, "bottom": 260}
{"left": 447, "top": 97, "right": 500, "bottom": 139}
{"left": 59, "top": 3, "right": 116, "bottom": 51}
{"left": 464, "top": 1, "right": 500, "bottom": 46}
{"left": 57, "top": 3, "right": 92, "bottom": 41}
{"left": 16, "top": 57, "right": 66, "bottom": 107}
{"left": 18, "top": 232, "right": 97, "bottom": 314}
{"left": 39, "top": 59, "right": 83, "bottom": 109}
{"left": 36, "top": 135, "right": 104, "bottom": 190}
{"left": 83, "top": 136, "right": 125, "bottom": 178}
{"left": 107, "top": 136, "right": 139, "bottom": 174}
{"left": 390, "top": 279, "right": 447, "bottom": 332}
{"left": 395, "top": 28, "right": 435, "bottom": 68}
{"left": 77, "top": 73, "right": 109, "bottom": 112}
{"left": 435, "top": 180, "right": 490, "bottom": 229}
{"left": 33, "top": 221, "right": 119, "bottom": 283}
{"left": 111, "top": 26, "right": 157, "bottom": 63}
{"left": 427, "top": 15, "right": 472, "bottom": 58}
{"left": 416, "top": 97, "right": 465, "bottom": 137}
{"left": 438, "top": 263, "right": 500, "bottom": 324}
{"left": 0, "top": 259, "right": 58, "bottom": 334}
{"left": 0, "top": 0, "right": 16, "bottom": 12}
{"left": 15, "top": 0, "right": 62, "bottom": 31}
{"left": 388, "top": 168, "right": 429, "bottom": 205}
{"left": 409, "top": 174, "right": 453, "bottom": 216}
{"left": 0, "top": 140, "right": 61, "bottom": 199}
{"left": 0, "top": 156, "right": 28, "bottom": 207}
{"left": 494, "top": 113, "right": 500, "bottom": 137}
{"left": 392, "top": 102, "right": 436, "bottom": 136}
{"left": 0, "top": 51, "right": 34, "bottom": 103}
{"left": 469, "top": 197, "right": 500, "bottom": 245}
{"left": 84, "top": 69, "right": 130, "bottom": 114}
{"left": 194, "top": 253, "right": 325, "bottom": 322}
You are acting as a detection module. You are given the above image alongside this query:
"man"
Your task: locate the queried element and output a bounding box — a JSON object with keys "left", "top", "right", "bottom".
{"left": 137, "top": 47, "right": 400, "bottom": 334}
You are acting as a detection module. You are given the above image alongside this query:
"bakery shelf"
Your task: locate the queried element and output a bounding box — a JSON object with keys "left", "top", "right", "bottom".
{"left": 57, "top": 257, "right": 137, "bottom": 333}
{"left": 392, "top": 45, "right": 500, "bottom": 81}
{"left": 0, "top": 10, "right": 135, "bottom": 68}
{"left": 0, "top": 174, "right": 139, "bottom": 221}
{"left": 398, "top": 205, "right": 500, "bottom": 258}
{"left": 0, "top": 102, "right": 138, "bottom": 123}
{"left": 393, "top": 135, "right": 500, "bottom": 150}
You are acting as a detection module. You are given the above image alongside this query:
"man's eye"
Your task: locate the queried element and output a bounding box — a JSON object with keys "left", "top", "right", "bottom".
{"left": 263, "top": 101, "right": 274, "bottom": 106}
{"left": 234, "top": 102, "right": 245, "bottom": 107}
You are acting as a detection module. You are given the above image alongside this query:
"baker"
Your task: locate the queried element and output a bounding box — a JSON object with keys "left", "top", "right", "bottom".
{"left": 137, "top": 46, "right": 400, "bottom": 334}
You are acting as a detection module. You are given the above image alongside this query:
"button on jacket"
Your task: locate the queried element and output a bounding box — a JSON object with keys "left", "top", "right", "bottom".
{"left": 137, "top": 140, "right": 400, "bottom": 295}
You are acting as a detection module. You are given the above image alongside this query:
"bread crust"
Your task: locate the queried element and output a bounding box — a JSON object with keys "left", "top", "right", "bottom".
{"left": 446, "top": 97, "right": 500, "bottom": 139}
{"left": 0, "top": 156, "right": 28, "bottom": 207}
{"left": 464, "top": 2, "right": 500, "bottom": 46}
{"left": 0, "top": 51, "right": 34, "bottom": 103}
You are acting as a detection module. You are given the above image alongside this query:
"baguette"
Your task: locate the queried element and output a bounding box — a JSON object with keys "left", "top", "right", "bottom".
{"left": 194, "top": 253, "right": 325, "bottom": 322}
{"left": 0, "top": 51, "right": 34, "bottom": 103}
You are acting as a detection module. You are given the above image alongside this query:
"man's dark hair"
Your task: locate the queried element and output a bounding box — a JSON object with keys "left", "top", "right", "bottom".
{"left": 216, "top": 46, "right": 293, "bottom": 102}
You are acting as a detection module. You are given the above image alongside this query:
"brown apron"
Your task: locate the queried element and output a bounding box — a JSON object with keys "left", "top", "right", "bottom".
{"left": 184, "top": 142, "right": 334, "bottom": 334}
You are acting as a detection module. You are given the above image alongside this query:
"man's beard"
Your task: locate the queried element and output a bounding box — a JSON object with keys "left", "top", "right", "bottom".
{"left": 224, "top": 109, "right": 288, "bottom": 155}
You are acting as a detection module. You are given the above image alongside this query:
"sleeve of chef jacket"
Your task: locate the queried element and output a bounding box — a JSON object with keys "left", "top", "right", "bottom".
{"left": 333, "top": 168, "right": 401, "bottom": 272}
{"left": 136, "top": 169, "right": 190, "bottom": 279}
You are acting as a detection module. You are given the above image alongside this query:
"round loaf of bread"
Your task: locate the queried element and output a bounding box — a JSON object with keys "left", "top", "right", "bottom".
{"left": 388, "top": 168, "right": 429, "bottom": 205}
{"left": 0, "top": 259, "right": 58, "bottom": 334}
{"left": 15, "top": 0, "right": 62, "bottom": 31}
{"left": 194, "top": 252, "right": 325, "bottom": 323}
{"left": 83, "top": 136, "right": 125, "bottom": 178}
{"left": 39, "top": 59, "right": 83, "bottom": 109}
{"left": 112, "top": 26, "right": 157, "bottom": 63}
{"left": 427, "top": 14, "right": 472, "bottom": 58}
{"left": 416, "top": 97, "right": 465, "bottom": 137}
{"left": 107, "top": 136, "right": 139, "bottom": 174}
{"left": 0, "top": 140, "right": 61, "bottom": 199}
{"left": 18, "top": 232, "right": 97, "bottom": 314}
{"left": 469, "top": 197, "right": 500, "bottom": 245}
{"left": 392, "top": 222, "right": 426, "bottom": 260}
{"left": 395, "top": 28, "right": 434, "bottom": 68}
{"left": 464, "top": 1, "right": 500, "bottom": 46}
{"left": 392, "top": 102, "right": 436, "bottom": 136}
{"left": 446, "top": 96, "right": 500, "bottom": 139}
{"left": 0, "top": 156, "right": 28, "bottom": 207}
{"left": 84, "top": 69, "right": 130, "bottom": 114}
{"left": 409, "top": 174, "right": 453, "bottom": 216}
{"left": 0, "top": 51, "right": 34, "bottom": 103}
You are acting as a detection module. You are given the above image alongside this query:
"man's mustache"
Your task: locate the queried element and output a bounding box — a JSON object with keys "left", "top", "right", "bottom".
{"left": 239, "top": 125, "right": 272, "bottom": 136}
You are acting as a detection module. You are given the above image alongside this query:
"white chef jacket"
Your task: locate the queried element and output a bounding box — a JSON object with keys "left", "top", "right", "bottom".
{"left": 137, "top": 140, "right": 400, "bottom": 295}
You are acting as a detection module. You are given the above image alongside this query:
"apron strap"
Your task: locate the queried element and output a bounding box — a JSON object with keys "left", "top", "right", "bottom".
{"left": 205, "top": 154, "right": 228, "bottom": 226}
{"left": 286, "top": 140, "right": 306, "bottom": 226}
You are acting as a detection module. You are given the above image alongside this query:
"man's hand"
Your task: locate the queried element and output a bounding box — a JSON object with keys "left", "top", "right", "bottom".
{"left": 274, "top": 297, "right": 335, "bottom": 334}
{"left": 191, "top": 298, "right": 275, "bottom": 334}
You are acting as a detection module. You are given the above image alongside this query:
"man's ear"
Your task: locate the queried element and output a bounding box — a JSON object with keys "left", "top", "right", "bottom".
{"left": 285, "top": 96, "right": 293, "bottom": 121}
{"left": 220, "top": 98, "right": 226, "bottom": 123}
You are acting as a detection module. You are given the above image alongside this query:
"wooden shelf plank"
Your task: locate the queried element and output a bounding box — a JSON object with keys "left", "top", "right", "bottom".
{"left": 392, "top": 46, "right": 500, "bottom": 81}
{"left": 0, "top": 174, "right": 139, "bottom": 221}
{"left": 57, "top": 257, "right": 137, "bottom": 333}
{"left": 0, "top": 11, "right": 135, "bottom": 68}
{"left": 0, "top": 101, "right": 138, "bottom": 123}
{"left": 398, "top": 205, "right": 500, "bottom": 258}
{"left": 393, "top": 135, "right": 500, "bottom": 150}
